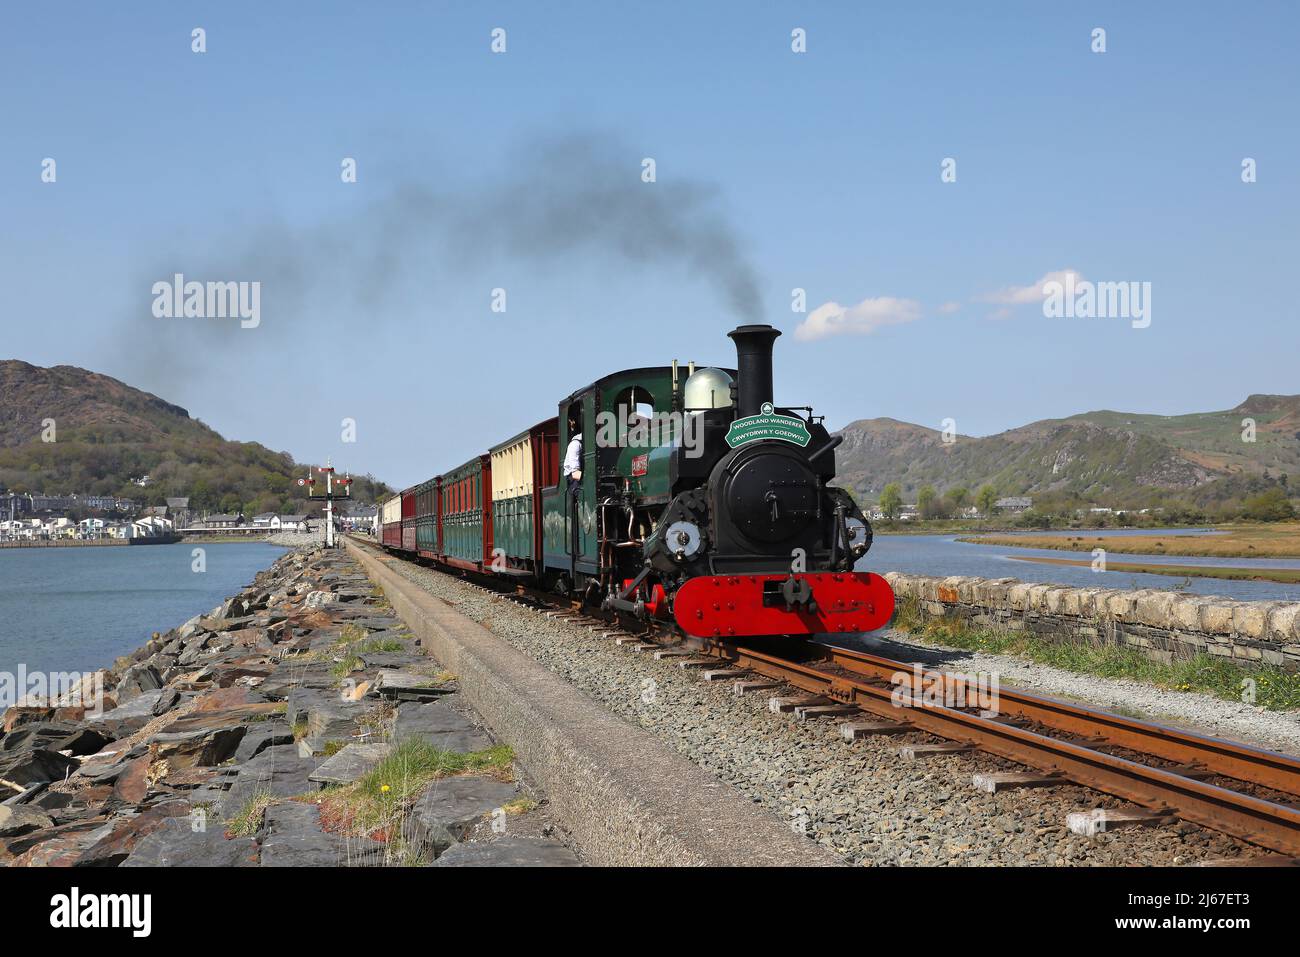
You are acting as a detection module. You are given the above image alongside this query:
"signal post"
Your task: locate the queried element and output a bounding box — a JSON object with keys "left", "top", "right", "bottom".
{"left": 300, "top": 460, "right": 352, "bottom": 548}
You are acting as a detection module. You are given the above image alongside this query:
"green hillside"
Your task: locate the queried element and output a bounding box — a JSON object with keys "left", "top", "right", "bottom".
{"left": 0, "top": 360, "right": 389, "bottom": 516}
{"left": 835, "top": 396, "right": 1300, "bottom": 513}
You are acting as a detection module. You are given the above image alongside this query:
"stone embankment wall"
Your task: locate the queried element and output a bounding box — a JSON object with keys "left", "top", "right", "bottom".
{"left": 884, "top": 572, "right": 1300, "bottom": 671}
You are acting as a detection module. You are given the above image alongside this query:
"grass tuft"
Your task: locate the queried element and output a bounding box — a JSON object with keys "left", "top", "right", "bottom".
{"left": 893, "top": 598, "right": 1300, "bottom": 711}
{"left": 315, "top": 739, "right": 514, "bottom": 839}
{"left": 226, "top": 789, "right": 277, "bottom": 837}
{"left": 500, "top": 796, "right": 539, "bottom": 815}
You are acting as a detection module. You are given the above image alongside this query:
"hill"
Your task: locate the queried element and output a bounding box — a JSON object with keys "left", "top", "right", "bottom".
{"left": 835, "top": 396, "right": 1300, "bottom": 507}
{"left": 0, "top": 360, "right": 389, "bottom": 516}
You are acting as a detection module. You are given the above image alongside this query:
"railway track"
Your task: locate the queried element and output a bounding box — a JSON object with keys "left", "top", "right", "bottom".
{"left": 354, "top": 537, "right": 1300, "bottom": 860}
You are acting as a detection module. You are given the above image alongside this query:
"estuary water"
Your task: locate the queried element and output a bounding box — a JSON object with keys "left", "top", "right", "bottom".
{"left": 861, "top": 530, "right": 1300, "bottom": 603}
{"left": 0, "top": 542, "right": 285, "bottom": 677}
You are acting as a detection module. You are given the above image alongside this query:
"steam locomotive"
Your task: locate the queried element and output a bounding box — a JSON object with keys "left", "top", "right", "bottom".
{"left": 376, "top": 324, "right": 894, "bottom": 640}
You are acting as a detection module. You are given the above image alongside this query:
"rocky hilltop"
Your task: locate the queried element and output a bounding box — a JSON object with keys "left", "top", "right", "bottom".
{"left": 835, "top": 395, "right": 1300, "bottom": 499}
{"left": 0, "top": 359, "right": 389, "bottom": 514}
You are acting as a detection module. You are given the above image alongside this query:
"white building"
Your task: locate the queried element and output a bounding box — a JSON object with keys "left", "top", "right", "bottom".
{"left": 77, "top": 517, "right": 107, "bottom": 539}
{"left": 133, "top": 516, "right": 174, "bottom": 537}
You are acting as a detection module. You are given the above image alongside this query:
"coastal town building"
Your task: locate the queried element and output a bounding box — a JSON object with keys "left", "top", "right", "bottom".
{"left": 342, "top": 504, "right": 377, "bottom": 532}
{"left": 165, "top": 497, "right": 192, "bottom": 528}
{"left": 203, "top": 513, "right": 245, "bottom": 529}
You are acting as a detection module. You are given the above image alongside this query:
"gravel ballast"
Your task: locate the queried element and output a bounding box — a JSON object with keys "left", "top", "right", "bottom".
{"left": 842, "top": 631, "right": 1300, "bottom": 756}
{"left": 378, "top": 556, "right": 1273, "bottom": 866}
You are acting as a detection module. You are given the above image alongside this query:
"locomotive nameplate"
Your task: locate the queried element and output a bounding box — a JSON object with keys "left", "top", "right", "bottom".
{"left": 725, "top": 402, "right": 812, "bottom": 449}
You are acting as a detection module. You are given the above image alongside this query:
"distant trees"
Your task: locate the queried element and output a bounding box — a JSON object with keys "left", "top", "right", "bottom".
{"left": 976, "top": 485, "right": 998, "bottom": 517}
{"left": 1243, "top": 488, "right": 1296, "bottom": 522}
{"left": 917, "top": 484, "right": 940, "bottom": 519}
{"left": 879, "top": 483, "right": 903, "bottom": 520}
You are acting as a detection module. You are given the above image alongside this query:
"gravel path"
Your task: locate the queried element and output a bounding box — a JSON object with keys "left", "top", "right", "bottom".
{"left": 839, "top": 631, "right": 1300, "bottom": 756}
{"left": 383, "top": 559, "right": 1264, "bottom": 866}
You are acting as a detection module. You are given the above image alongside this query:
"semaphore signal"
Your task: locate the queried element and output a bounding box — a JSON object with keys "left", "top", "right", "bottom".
{"left": 304, "top": 459, "right": 352, "bottom": 548}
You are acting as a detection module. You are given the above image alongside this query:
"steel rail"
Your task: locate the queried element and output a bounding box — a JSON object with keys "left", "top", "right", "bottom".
{"left": 704, "top": 642, "right": 1300, "bottom": 855}
{"left": 811, "top": 643, "right": 1300, "bottom": 799}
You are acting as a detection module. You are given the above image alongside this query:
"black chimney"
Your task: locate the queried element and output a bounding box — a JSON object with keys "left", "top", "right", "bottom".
{"left": 727, "top": 324, "right": 781, "bottom": 417}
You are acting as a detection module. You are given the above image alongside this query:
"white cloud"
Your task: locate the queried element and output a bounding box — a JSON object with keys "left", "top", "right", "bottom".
{"left": 794, "top": 296, "right": 924, "bottom": 341}
{"left": 937, "top": 300, "right": 961, "bottom": 314}
{"left": 979, "top": 269, "right": 1083, "bottom": 306}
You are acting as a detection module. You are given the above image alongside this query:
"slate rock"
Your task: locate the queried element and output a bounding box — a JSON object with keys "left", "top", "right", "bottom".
{"left": 305, "top": 699, "right": 361, "bottom": 742}
{"left": 150, "top": 689, "right": 183, "bottom": 715}
{"left": 431, "top": 836, "right": 582, "bottom": 868}
{"left": 375, "top": 669, "right": 455, "bottom": 702}
{"left": 220, "top": 744, "right": 323, "bottom": 816}
{"left": 259, "top": 802, "right": 383, "bottom": 867}
{"left": 284, "top": 687, "right": 336, "bottom": 726}
{"left": 405, "top": 776, "right": 520, "bottom": 858}
{"left": 393, "top": 700, "right": 479, "bottom": 742}
{"left": 355, "top": 652, "right": 419, "bottom": 670}
{"left": 104, "top": 754, "right": 152, "bottom": 809}
{"left": 0, "top": 747, "right": 79, "bottom": 786}
{"left": 150, "top": 725, "right": 246, "bottom": 769}
{"left": 76, "top": 800, "right": 193, "bottom": 866}
{"left": 233, "top": 722, "right": 295, "bottom": 763}
{"left": 1, "top": 722, "right": 80, "bottom": 753}
{"left": 115, "top": 663, "right": 162, "bottom": 701}
{"left": 7, "top": 820, "right": 113, "bottom": 866}
{"left": 93, "top": 690, "right": 167, "bottom": 736}
{"left": 308, "top": 743, "right": 389, "bottom": 787}
{"left": 2, "top": 705, "right": 57, "bottom": 733}
{"left": 55, "top": 726, "right": 112, "bottom": 757}
{"left": 121, "top": 817, "right": 258, "bottom": 867}
{"left": 0, "top": 804, "right": 54, "bottom": 838}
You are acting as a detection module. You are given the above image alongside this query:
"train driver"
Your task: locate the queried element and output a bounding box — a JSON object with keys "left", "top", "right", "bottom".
{"left": 563, "top": 415, "right": 583, "bottom": 499}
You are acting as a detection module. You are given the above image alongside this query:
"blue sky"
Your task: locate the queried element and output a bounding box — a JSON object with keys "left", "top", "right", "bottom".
{"left": 3, "top": 2, "right": 1296, "bottom": 489}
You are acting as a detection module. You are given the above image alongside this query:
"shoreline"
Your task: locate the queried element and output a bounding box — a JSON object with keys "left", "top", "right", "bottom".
{"left": 0, "top": 541, "right": 582, "bottom": 867}
{"left": 1005, "top": 553, "right": 1300, "bottom": 584}
{"left": 959, "top": 523, "right": 1300, "bottom": 559}
{"left": 0, "top": 533, "right": 323, "bottom": 549}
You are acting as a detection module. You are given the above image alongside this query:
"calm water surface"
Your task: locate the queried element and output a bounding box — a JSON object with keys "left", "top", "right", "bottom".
{"left": 861, "top": 532, "right": 1300, "bottom": 603}
{"left": 0, "top": 542, "right": 285, "bottom": 675}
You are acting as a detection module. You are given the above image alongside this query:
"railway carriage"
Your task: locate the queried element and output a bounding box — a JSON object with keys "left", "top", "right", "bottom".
{"left": 415, "top": 478, "right": 439, "bottom": 559}
{"left": 379, "top": 494, "right": 402, "bottom": 549}
{"left": 400, "top": 486, "right": 417, "bottom": 553}
{"left": 440, "top": 455, "right": 493, "bottom": 571}
{"left": 489, "top": 420, "right": 559, "bottom": 577}
{"left": 378, "top": 324, "right": 894, "bottom": 640}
